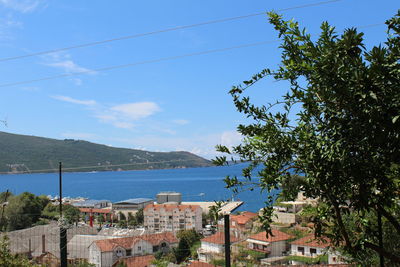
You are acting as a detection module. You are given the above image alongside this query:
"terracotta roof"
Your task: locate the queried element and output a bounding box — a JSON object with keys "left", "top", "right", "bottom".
{"left": 79, "top": 208, "right": 112, "bottom": 214}
{"left": 201, "top": 231, "right": 240, "bottom": 245}
{"left": 290, "top": 234, "right": 331, "bottom": 248}
{"left": 248, "top": 229, "right": 293, "bottom": 243}
{"left": 144, "top": 203, "right": 201, "bottom": 212}
{"left": 188, "top": 261, "right": 219, "bottom": 267}
{"left": 94, "top": 232, "right": 178, "bottom": 252}
{"left": 114, "top": 255, "right": 155, "bottom": 267}
{"left": 230, "top": 211, "right": 258, "bottom": 225}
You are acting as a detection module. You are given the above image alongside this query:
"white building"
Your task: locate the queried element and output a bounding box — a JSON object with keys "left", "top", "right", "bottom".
{"left": 197, "top": 231, "right": 240, "bottom": 262}
{"left": 144, "top": 203, "right": 202, "bottom": 233}
{"left": 246, "top": 229, "right": 293, "bottom": 257}
{"left": 112, "top": 198, "right": 153, "bottom": 220}
{"left": 88, "top": 232, "right": 178, "bottom": 267}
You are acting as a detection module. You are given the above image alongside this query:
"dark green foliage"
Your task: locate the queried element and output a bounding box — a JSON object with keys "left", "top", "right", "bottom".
{"left": 0, "top": 131, "right": 211, "bottom": 173}
{"left": 135, "top": 208, "right": 144, "bottom": 225}
{"left": 4, "top": 192, "right": 47, "bottom": 231}
{"left": 176, "top": 229, "right": 202, "bottom": 247}
{"left": 174, "top": 237, "right": 190, "bottom": 263}
{"left": 64, "top": 205, "right": 81, "bottom": 225}
{"left": 217, "top": 10, "right": 400, "bottom": 264}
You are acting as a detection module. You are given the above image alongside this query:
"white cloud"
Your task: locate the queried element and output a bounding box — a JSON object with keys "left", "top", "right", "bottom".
{"left": 0, "top": 13, "right": 22, "bottom": 40}
{"left": 172, "top": 119, "right": 189, "bottom": 125}
{"left": 52, "top": 95, "right": 97, "bottom": 106}
{"left": 0, "top": 0, "right": 45, "bottom": 13}
{"left": 110, "top": 102, "right": 161, "bottom": 120}
{"left": 46, "top": 60, "right": 96, "bottom": 74}
{"left": 109, "top": 130, "right": 243, "bottom": 159}
{"left": 220, "top": 130, "right": 243, "bottom": 148}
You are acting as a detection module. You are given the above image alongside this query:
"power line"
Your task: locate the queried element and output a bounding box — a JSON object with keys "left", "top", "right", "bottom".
{"left": 0, "top": 0, "right": 341, "bottom": 63}
{"left": 0, "top": 20, "right": 385, "bottom": 89}
{"left": 0, "top": 40, "right": 279, "bottom": 88}
{"left": 0, "top": 158, "right": 205, "bottom": 175}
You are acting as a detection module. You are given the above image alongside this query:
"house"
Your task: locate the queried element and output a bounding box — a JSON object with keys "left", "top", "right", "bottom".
{"left": 112, "top": 254, "right": 155, "bottom": 267}
{"left": 88, "top": 232, "right": 178, "bottom": 267}
{"left": 218, "top": 211, "right": 258, "bottom": 238}
{"left": 144, "top": 203, "right": 202, "bottom": 233}
{"left": 246, "top": 229, "right": 293, "bottom": 257}
{"left": 290, "top": 234, "right": 330, "bottom": 264}
{"left": 112, "top": 198, "right": 153, "bottom": 220}
{"left": 67, "top": 235, "right": 119, "bottom": 262}
{"left": 73, "top": 199, "right": 111, "bottom": 209}
{"left": 197, "top": 231, "right": 240, "bottom": 262}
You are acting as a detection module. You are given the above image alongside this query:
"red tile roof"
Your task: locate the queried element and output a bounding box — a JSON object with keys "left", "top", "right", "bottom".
{"left": 94, "top": 232, "right": 178, "bottom": 252}
{"left": 144, "top": 203, "right": 201, "bottom": 212}
{"left": 230, "top": 211, "right": 258, "bottom": 225}
{"left": 201, "top": 231, "right": 240, "bottom": 245}
{"left": 114, "top": 255, "right": 155, "bottom": 267}
{"left": 188, "top": 261, "right": 219, "bottom": 267}
{"left": 290, "top": 234, "right": 331, "bottom": 248}
{"left": 79, "top": 208, "right": 112, "bottom": 214}
{"left": 248, "top": 229, "right": 293, "bottom": 243}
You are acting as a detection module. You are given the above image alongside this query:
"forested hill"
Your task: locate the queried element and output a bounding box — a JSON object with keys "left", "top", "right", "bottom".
{"left": 0, "top": 131, "right": 212, "bottom": 174}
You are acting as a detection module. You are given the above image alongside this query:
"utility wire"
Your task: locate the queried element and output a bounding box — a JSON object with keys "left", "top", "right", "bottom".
{"left": 0, "top": 0, "right": 341, "bottom": 63}
{"left": 0, "top": 40, "right": 278, "bottom": 88}
{"left": 0, "top": 20, "right": 385, "bottom": 89}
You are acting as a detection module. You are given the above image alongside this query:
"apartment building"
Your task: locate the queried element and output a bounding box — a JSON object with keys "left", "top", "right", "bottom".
{"left": 143, "top": 204, "right": 202, "bottom": 233}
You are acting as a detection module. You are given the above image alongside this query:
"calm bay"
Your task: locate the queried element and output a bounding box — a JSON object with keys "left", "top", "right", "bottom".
{"left": 0, "top": 163, "right": 274, "bottom": 212}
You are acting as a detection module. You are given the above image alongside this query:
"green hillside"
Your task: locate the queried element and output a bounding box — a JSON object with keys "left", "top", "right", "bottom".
{"left": 0, "top": 131, "right": 212, "bottom": 174}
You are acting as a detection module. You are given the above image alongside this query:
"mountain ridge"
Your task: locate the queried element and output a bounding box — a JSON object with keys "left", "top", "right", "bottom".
{"left": 0, "top": 131, "right": 212, "bottom": 174}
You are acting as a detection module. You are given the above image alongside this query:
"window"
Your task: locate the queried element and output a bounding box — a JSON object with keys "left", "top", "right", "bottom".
{"left": 297, "top": 246, "right": 305, "bottom": 255}
{"left": 153, "top": 245, "right": 159, "bottom": 252}
{"left": 116, "top": 249, "right": 123, "bottom": 257}
{"left": 126, "top": 249, "right": 132, "bottom": 256}
{"left": 138, "top": 246, "right": 142, "bottom": 251}
{"left": 310, "top": 248, "right": 317, "bottom": 254}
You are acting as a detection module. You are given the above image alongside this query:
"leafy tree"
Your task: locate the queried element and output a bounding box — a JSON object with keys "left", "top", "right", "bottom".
{"left": 4, "top": 192, "right": 45, "bottom": 231}
{"left": 97, "top": 214, "right": 105, "bottom": 224}
{"left": 118, "top": 211, "right": 126, "bottom": 221}
{"left": 176, "top": 229, "right": 202, "bottom": 247}
{"left": 127, "top": 212, "right": 137, "bottom": 227}
{"left": 216, "top": 11, "right": 400, "bottom": 264}
{"left": 135, "top": 208, "right": 144, "bottom": 225}
{"left": 64, "top": 205, "right": 81, "bottom": 225}
{"left": 174, "top": 237, "right": 190, "bottom": 263}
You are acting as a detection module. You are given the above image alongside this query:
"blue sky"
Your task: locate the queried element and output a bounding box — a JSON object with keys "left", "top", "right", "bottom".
{"left": 0, "top": 0, "right": 398, "bottom": 159}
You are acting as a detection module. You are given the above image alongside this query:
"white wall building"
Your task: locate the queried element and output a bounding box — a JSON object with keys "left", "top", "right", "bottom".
{"left": 144, "top": 204, "right": 202, "bottom": 233}
{"left": 197, "top": 232, "right": 240, "bottom": 262}
{"left": 246, "top": 229, "right": 293, "bottom": 257}
{"left": 88, "top": 232, "right": 177, "bottom": 267}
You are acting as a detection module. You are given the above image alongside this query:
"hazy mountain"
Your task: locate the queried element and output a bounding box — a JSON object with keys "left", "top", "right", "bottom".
{"left": 0, "top": 131, "right": 212, "bottom": 174}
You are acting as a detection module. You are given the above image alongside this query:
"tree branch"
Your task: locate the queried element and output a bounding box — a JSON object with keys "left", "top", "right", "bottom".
{"left": 378, "top": 204, "right": 400, "bottom": 234}
{"left": 364, "top": 241, "right": 400, "bottom": 263}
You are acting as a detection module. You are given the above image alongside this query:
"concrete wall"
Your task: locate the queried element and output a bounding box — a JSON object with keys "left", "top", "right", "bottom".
{"left": 201, "top": 241, "right": 224, "bottom": 254}
{"left": 272, "top": 211, "right": 300, "bottom": 224}
{"left": 291, "top": 244, "right": 324, "bottom": 257}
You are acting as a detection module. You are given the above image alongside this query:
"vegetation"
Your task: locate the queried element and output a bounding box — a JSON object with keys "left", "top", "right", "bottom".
{"left": 215, "top": 10, "right": 400, "bottom": 265}
{"left": 0, "top": 192, "right": 81, "bottom": 231}
{"left": 0, "top": 131, "right": 211, "bottom": 173}
{"left": 285, "top": 254, "right": 328, "bottom": 264}
{"left": 0, "top": 236, "right": 42, "bottom": 267}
